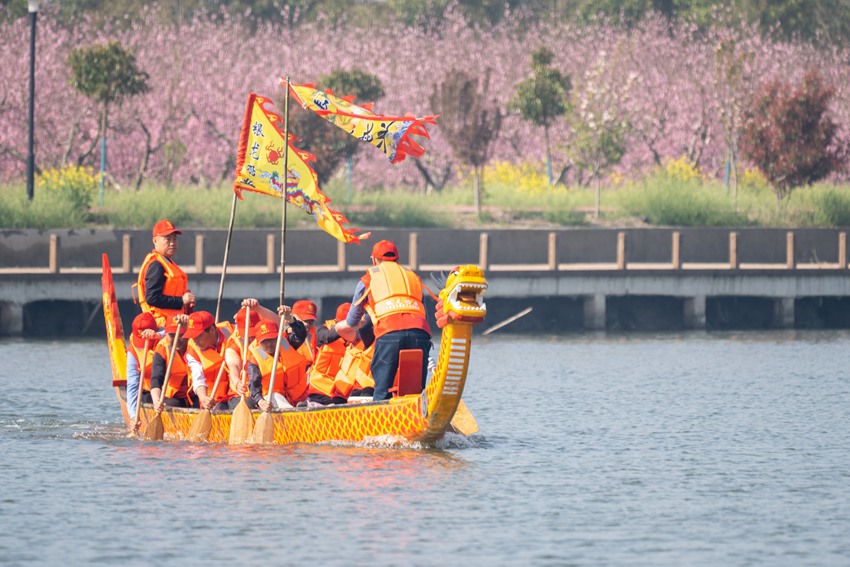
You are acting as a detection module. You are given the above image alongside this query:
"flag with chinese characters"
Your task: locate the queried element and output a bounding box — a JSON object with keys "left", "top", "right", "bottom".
{"left": 287, "top": 81, "right": 437, "bottom": 164}
{"left": 233, "top": 93, "right": 363, "bottom": 244}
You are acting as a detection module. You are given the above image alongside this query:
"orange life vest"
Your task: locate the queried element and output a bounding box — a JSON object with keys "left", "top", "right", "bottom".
{"left": 361, "top": 262, "right": 430, "bottom": 338}
{"left": 134, "top": 251, "right": 188, "bottom": 328}
{"left": 187, "top": 333, "right": 233, "bottom": 403}
{"left": 154, "top": 336, "right": 190, "bottom": 399}
{"left": 247, "top": 339, "right": 309, "bottom": 406}
{"left": 333, "top": 341, "right": 375, "bottom": 398}
{"left": 307, "top": 320, "right": 347, "bottom": 397}
{"left": 216, "top": 321, "right": 233, "bottom": 348}
{"left": 129, "top": 340, "right": 156, "bottom": 392}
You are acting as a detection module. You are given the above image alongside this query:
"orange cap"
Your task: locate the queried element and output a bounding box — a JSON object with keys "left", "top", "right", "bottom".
{"left": 255, "top": 319, "right": 280, "bottom": 342}
{"left": 335, "top": 302, "right": 351, "bottom": 322}
{"left": 183, "top": 311, "right": 214, "bottom": 339}
{"left": 152, "top": 219, "right": 182, "bottom": 237}
{"left": 371, "top": 239, "right": 398, "bottom": 261}
{"left": 235, "top": 307, "right": 260, "bottom": 333}
{"left": 164, "top": 315, "right": 184, "bottom": 335}
{"left": 131, "top": 312, "right": 158, "bottom": 348}
{"left": 292, "top": 300, "right": 317, "bottom": 321}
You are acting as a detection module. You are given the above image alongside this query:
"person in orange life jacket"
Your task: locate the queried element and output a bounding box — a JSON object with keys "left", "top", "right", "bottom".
{"left": 136, "top": 219, "right": 195, "bottom": 328}
{"left": 291, "top": 300, "right": 319, "bottom": 360}
{"left": 305, "top": 301, "right": 351, "bottom": 405}
{"left": 341, "top": 239, "right": 431, "bottom": 401}
{"left": 150, "top": 314, "right": 196, "bottom": 411}
{"left": 246, "top": 315, "right": 308, "bottom": 411}
{"left": 223, "top": 299, "right": 279, "bottom": 408}
{"left": 126, "top": 312, "right": 162, "bottom": 430}
{"left": 183, "top": 310, "right": 234, "bottom": 410}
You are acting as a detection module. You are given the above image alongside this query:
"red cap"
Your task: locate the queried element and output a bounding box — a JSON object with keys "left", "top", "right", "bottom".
{"left": 152, "top": 219, "right": 182, "bottom": 237}
{"left": 371, "top": 240, "right": 398, "bottom": 261}
{"left": 255, "top": 319, "right": 280, "bottom": 342}
{"left": 335, "top": 302, "right": 351, "bottom": 322}
{"left": 164, "top": 315, "right": 184, "bottom": 335}
{"left": 184, "top": 311, "right": 214, "bottom": 339}
{"left": 292, "top": 300, "right": 318, "bottom": 321}
{"left": 131, "top": 312, "right": 158, "bottom": 348}
{"left": 235, "top": 307, "right": 260, "bottom": 333}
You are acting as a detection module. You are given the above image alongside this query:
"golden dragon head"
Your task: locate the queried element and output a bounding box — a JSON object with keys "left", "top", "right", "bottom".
{"left": 436, "top": 265, "right": 487, "bottom": 325}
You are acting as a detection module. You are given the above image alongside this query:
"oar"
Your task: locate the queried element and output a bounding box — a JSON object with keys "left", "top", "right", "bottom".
{"left": 250, "top": 313, "right": 286, "bottom": 444}
{"left": 144, "top": 322, "right": 183, "bottom": 441}
{"left": 185, "top": 359, "right": 227, "bottom": 442}
{"left": 450, "top": 400, "right": 479, "bottom": 436}
{"left": 228, "top": 307, "right": 254, "bottom": 445}
{"left": 482, "top": 307, "right": 533, "bottom": 336}
{"left": 132, "top": 340, "right": 150, "bottom": 434}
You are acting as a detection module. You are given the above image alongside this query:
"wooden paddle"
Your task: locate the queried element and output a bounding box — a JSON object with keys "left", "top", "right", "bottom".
{"left": 228, "top": 307, "right": 254, "bottom": 445}
{"left": 144, "top": 322, "right": 183, "bottom": 441}
{"left": 132, "top": 340, "right": 150, "bottom": 435}
{"left": 250, "top": 313, "right": 287, "bottom": 444}
{"left": 450, "top": 400, "right": 479, "bottom": 436}
{"left": 186, "top": 358, "right": 227, "bottom": 442}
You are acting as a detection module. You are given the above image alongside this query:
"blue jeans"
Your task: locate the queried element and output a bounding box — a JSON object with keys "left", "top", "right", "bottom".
{"left": 371, "top": 329, "right": 431, "bottom": 401}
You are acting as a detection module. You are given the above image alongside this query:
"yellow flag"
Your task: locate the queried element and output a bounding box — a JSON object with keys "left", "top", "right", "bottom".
{"left": 233, "top": 93, "right": 363, "bottom": 244}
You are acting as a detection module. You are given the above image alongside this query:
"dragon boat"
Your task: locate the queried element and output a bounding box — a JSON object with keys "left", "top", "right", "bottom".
{"left": 101, "top": 254, "right": 488, "bottom": 444}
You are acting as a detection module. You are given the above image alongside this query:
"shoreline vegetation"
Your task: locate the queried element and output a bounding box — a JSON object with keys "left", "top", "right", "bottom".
{"left": 3, "top": 160, "right": 850, "bottom": 231}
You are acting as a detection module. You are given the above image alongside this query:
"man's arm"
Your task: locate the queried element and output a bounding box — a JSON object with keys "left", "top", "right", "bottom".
{"left": 286, "top": 319, "right": 307, "bottom": 350}
{"left": 315, "top": 324, "right": 340, "bottom": 347}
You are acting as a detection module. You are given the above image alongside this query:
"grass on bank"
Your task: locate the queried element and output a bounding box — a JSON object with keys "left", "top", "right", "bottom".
{"left": 3, "top": 161, "right": 850, "bottom": 230}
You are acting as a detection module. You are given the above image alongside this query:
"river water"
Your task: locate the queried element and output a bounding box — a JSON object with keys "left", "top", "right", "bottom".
{"left": 1, "top": 331, "right": 848, "bottom": 566}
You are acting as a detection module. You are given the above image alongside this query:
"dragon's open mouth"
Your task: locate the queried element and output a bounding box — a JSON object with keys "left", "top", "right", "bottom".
{"left": 442, "top": 265, "right": 488, "bottom": 323}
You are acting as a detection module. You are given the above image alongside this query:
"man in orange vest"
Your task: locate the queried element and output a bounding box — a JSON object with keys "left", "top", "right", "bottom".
{"left": 126, "top": 311, "right": 161, "bottom": 430}
{"left": 292, "top": 299, "right": 318, "bottom": 361}
{"left": 135, "top": 219, "right": 195, "bottom": 328}
{"left": 183, "top": 310, "right": 234, "bottom": 410}
{"left": 246, "top": 317, "right": 308, "bottom": 410}
{"left": 150, "top": 314, "right": 193, "bottom": 411}
{"left": 341, "top": 240, "right": 431, "bottom": 401}
{"left": 306, "top": 302, "right": 351, "bottom": 405}
{"left": 223, "top": 299, "right": 279, "bottom": 407}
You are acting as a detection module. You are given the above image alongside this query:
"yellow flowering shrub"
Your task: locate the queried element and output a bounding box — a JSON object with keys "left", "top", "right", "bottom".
{"left": 662, "top": 156, "right": 703, "bottom": 184}
{"left": 37, "top": 165, "right": 97, "bottom": 210}
{"left": 740, "top": 167, "right": 770, "bottom": 191}
{"left": 477, "top": 161, "right": 552, "bottom": 195}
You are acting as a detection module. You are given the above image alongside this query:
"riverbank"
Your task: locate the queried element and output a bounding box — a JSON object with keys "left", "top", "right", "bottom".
{"left": 4, "top": 168, "right": 850, "bottom": 231}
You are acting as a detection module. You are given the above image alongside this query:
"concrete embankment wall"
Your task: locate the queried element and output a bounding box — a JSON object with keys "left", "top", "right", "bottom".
{"left": 2, "top": 227, "right": 850, "bottom": 336}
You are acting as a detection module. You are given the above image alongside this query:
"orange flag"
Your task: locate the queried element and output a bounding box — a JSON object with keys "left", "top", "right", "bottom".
{"left": 233, "top": 93, "right": 363, "bottom": 244}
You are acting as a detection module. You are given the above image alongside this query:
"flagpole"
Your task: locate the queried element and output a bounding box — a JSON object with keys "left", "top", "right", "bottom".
{"left": 214, "top": 192, "right": 238, "bottom": 323}
{"left": 279, "top": 76, "right": 290, "bottom": 307}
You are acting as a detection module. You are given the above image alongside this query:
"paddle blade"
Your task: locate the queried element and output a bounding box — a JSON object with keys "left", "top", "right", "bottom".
{"left": 186, "top": 409, "right": 212, "bottom": 442}
{"left": 250, "top": 411, "right": 275, "bottom": 445}
{"left": 144, "top": 413, "right": 165, "bottom": 441}
{"left": 228, "top": 398, "right": 254, "bottom": 445}
{"left": 450, "top": 400, "right": 479, "bottom": 436}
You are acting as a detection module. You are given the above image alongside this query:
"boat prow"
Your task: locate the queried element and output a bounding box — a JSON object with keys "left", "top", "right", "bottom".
{"left": 102, "top": 255, "right": 487, "bottom": 445}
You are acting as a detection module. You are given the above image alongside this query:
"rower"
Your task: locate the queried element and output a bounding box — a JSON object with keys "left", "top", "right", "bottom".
{"left": 223, "top": 299, "right": 278, "bottom": 408}
{"left": 150, "top": 314, "right": 194, "bottom": 410}
{"left": 246, "top": 316, "right": 309, "bottom": 410}
{"left": 126, "top": 312, "right": 161, "bottom": 429}
{"left": 184, "top": 310, "right": 234, "bottom": 410}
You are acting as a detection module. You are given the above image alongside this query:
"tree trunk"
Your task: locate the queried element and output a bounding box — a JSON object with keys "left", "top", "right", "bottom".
{"left": 473, "top": 168, "right": 481, "bottom": 217}
{"left": 544, "top": 124, "right": 552, "bottom": 185}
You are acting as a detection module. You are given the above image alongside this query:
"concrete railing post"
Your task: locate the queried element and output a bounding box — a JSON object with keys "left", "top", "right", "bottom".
{"left": 48, "top": 233, "right": 59, "bottom": 274}
{"left": 408, "top": 232, "right": 419, "bottom": 270}
{"left": 616, "top": 232, "right": 626, "bottom": 270}
{"left": 548, "top": 232, "right": 557, "bottom": 271}
{"left": 839, "top": 232, "right": 846, "bottom": 269}
{"left": 729, "top": 232, "right": 738, "bottom": 270}
{"left": 336, "top": 239, "right": 347, "bottom": 272}
{"left": 672, "top": 231, "right": 681, "bottom": 270}
{"left": 786, "top": 231, "right": 795, "bottom": 269}
{"left": 479, "top": 233, "right": 489, "bottom": 270}
{"left": 195, "top": 234, "right": 205, "bottom": 274}
{"left": 122, "top": 234, "right": 132, "bottom": 274}
{"left": 266, "top": 233, "right": 276, "bottom": 274}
